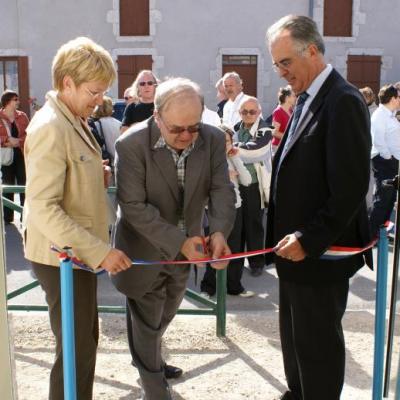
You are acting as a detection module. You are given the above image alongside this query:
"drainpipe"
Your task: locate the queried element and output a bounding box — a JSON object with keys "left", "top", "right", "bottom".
{"left": 308, "top": 0, "right": 314, "bottom": 18}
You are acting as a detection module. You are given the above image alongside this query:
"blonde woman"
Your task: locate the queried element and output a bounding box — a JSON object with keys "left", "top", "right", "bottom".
{"left": 24, "top": 37, "right": 131, "bottom": 399}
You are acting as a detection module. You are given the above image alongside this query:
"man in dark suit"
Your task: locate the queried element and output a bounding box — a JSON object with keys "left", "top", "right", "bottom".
{"left": 111, "top": 77, "right": 235, "bottom": 400}
{"left": 265, "top": 15, "right": 372, "bottom": 400}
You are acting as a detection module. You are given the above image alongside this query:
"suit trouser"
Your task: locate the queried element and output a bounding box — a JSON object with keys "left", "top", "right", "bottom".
{"left": 126, "top": 264, "right": 190, "bottom": 400}
{"left": 279, "top": 279, "right": 349, "bottom": 400}
{"left": 239, "top": 183, "right": 265, "bottom": 270}
{"left": 31, "top": 262, "right": 98, "bottom": 400}
{"left": 201, "top": 206, "right": 244, "bottom": 295}
{"left": 369, "top": 155, "right": 398, "bottom": 237}
{"left": 2, "top": 148, "right": 26, "bottom": 222}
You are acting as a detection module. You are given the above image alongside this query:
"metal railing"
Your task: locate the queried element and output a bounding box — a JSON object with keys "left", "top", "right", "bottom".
{"left": 3, "top": 185, "right": 227, "bottom": 336}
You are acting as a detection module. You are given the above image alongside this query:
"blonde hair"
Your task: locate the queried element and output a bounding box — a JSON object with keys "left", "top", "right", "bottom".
{"left": 52, "top": 37, "right": 116, "bottom": 91}
{"left": 92, "top": 96, "right": 113, "bottom": 119}
{"left": 131, "top": 70, "right": 158, "bottom": 99}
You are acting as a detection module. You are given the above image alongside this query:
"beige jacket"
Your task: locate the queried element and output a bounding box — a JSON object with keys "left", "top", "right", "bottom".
{"left": 23, "top": 91, "right": 110, "bottom": 268}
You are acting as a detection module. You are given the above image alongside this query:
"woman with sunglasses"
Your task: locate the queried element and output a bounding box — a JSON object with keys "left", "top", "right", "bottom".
{"left": 233, "top": 96, "right": 273, "bottom": 277}
{"left": 121, "top": 70, "right": 158, "bottom": 133}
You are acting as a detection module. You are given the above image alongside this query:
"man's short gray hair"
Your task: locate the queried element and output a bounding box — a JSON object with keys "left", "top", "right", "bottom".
{"left": 239, "top": 95, "right": 261, "bottom": 110}
{"left": 266, "top": 15, "right": 325, "bottom": 55}
{"left": 222, "top": 71, "right": 242, "bottom": 85}
{"left": 154, "top": 77, "right": 204, "bottom": 114}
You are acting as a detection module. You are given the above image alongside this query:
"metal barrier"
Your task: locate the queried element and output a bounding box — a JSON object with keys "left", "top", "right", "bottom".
{"left": 372, "top": 227, "right": 389, "bottom": 399}
{"left": 3, "top": 185, "right": 227, "bottom": 337}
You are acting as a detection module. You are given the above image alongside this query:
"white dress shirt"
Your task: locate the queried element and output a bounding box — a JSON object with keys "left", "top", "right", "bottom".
{"left": 371, "top": 104, "right": 400, "bottom": 160}
{"left": 222, "top": 92, "right": 245, "bottom": 129}
{"left": 296, "top": 64, "right": 333, "bottom": 128}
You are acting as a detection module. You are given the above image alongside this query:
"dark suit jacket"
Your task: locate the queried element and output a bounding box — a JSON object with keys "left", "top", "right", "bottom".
{"left": 266, "top": 69, "right": 372, "bottom": 284}
{"left": 111, "top": 117, "right": 236, "bottom": 297}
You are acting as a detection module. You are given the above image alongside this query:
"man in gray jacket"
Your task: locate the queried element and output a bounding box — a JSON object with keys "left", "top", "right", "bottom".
{"left": 112, "top": 77, "right": 236, "bottom": 400}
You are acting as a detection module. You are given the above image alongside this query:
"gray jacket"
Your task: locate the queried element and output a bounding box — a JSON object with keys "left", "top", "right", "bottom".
{"left": 111, "top": 117, "right": 236, "bottom": 296}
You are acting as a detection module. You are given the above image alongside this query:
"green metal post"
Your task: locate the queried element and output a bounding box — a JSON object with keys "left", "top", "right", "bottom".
{"left": 216, "top": 268, "right": 227, "bottom": 337}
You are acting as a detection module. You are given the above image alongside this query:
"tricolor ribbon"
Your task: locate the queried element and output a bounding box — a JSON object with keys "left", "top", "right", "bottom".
{"left": 51, "top": 237, "right": 376, "bottom": 273}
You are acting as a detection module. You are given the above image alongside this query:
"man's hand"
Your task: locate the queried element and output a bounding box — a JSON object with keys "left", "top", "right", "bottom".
{"left": 208, "top": 232, "right": 231, "bottom": 270}
{"left": 180, "top": 236, "right": 209, "bottom": 266}
{"left": 102, "top": 159, "right": 112, "bottom": 188}
{"left": 274, "top": 234, "right": 306, "bottom": 262}
{"left": 100, "top": 248, "right": 132, "bottom": 275}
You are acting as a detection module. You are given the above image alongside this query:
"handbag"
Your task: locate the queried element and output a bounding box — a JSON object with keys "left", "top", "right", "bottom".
{"left": 0, "top": 118, "right": 14, "bottom": 166}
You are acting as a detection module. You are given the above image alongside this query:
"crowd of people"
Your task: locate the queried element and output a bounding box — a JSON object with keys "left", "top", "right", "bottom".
{"left": 1, "top": 12, "right": 399, "bottom": 400}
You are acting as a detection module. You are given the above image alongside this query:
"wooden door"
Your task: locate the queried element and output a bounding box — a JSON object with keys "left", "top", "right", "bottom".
{"left": 222, "top": 55, "right": 257, "bottom": 97}
{"left": 117, "top": 55, "right": 153, "bottom": 98}
{"left": 347, "top": 55, "right": 381, "bottom": 96}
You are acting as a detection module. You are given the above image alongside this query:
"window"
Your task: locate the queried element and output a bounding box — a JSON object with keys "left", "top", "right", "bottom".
{"left": 347, "top": 55, "right": 381, "bottom": 96}
{"left": 0, "top": 57, "right": 30, "bottom": 116}
{"left": 324, "top": 0, "right": 353, "bottom": 37}
{"left": 119, "top": 0, "right": 150, "bottom": 36}
{"left": 117, "top": 55, "right": 153, "bottom": 98}
{"left": 222, "top": 55, "right": 257, "bottom": 97}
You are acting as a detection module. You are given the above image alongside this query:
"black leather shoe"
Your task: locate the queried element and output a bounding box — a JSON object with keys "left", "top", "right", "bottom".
{"left": 275, "top": 391, "right": 298, "bottom": 400}
{"left": 164, "top": 364, "right": 183, "bottom": 379}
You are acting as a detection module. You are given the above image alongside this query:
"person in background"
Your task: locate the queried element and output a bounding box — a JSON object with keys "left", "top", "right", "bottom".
{"left": 121, "top": 70, "right": 158, "bottom": 133}
{"left": 222, "top": 71, "right": 245, "bottom": 129}
{"left": 91, "top": 96, "right": 121, "bottom": 166}
{"left": 359, "top": 86, "right": 377, "bottom": 211}
{"left": 0, "top": 90, "right": 29, "bottom": 224}
{"left": 271, "top": 85, "right": 296, "bottom": 153}
{"left": 23, "top": 37, "right": 131, "bottom": 400}
{"left": 360, "top": 86, "right": 378, "bottom": 115}
{"left": 215, "top": 77, "right": 228, "bottom": 118}
{"left": 234, "top": 96, "right": 273, "bottom": 277}
{"left": 202, "top": 105, "right": 221, "bottom": 127}
{"left": 123, "top": 86, "right": 137, "bottom": 105}
{"left": 393, "top": 81, "right": 400, "bottom": 122}
{"left": 201, "top": 124, "right": 254, "bottom": 297}
{"left": 112, "top": 77, "right": 235, "bottom": 400}
{"left": 369, "top": 84, "right": 400, "bottom": 238}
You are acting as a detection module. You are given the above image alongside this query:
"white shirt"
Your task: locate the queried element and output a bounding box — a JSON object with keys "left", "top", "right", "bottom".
{"left": 371, "top": 104, "right": 400, "bottom": 160}
{"left": 297, "top": 64, "right": 333, "bottom": 128}
{"left": 222, "top": 92, "right": 245, "bottom": 129}
{"left": 202, "top": 106, "right": 221, "bottom": 127}
{"left": 94, "top": 116, "right": 121, "bottom": 159}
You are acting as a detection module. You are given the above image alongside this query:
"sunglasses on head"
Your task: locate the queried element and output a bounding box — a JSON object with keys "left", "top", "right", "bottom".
{"left": 139, "top": 81, "right": 156, "bottom": 87}
{"left": 240, "top": 109, "right": 258, "bottom": 116}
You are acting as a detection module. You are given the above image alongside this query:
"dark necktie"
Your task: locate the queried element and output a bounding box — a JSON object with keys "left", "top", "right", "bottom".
{"left": 273, "top": 92, "right": 309, "bottom": 204}
{"left": 279, "top": 92, "right": 309, "bottom": 160}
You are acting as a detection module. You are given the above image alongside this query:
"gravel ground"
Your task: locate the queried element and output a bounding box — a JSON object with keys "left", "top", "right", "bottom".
{"left": 10, "top": 309, "right": 399, "bottom": 399}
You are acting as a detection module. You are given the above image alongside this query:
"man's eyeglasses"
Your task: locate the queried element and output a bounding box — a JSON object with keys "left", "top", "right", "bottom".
{"left": 272, "top": 58, "right": 293, "bottom": 72}
{"left": 139, "top": 81, "right": 156, "bottom": 87}
{"left": 159, "top": 115, "right": 202, "bottom": 134}
{"left": 272, "top": 45, "right": 309, "bottom": 72}
{"left": 240, "top": 109, "right": 259, "bottom": 116}
{"left": 84, "top": 87, "right": 108, "bottom": 100}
